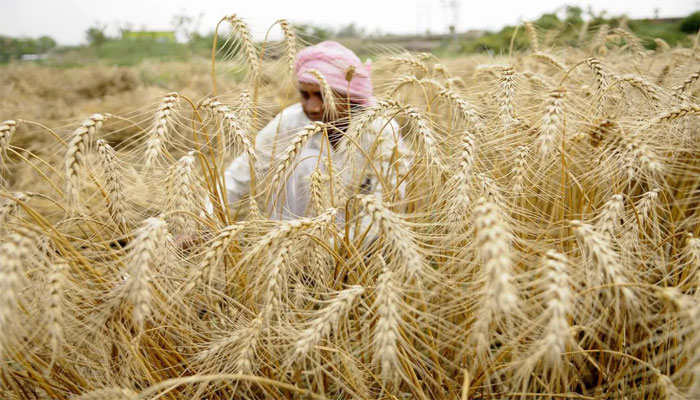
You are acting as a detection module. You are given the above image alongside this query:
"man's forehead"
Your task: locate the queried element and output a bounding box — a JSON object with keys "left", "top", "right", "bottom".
{"left": 299, "top": 82, "right": 321, "bottom": 91}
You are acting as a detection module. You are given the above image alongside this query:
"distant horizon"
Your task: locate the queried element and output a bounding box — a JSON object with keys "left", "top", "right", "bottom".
{"left": 1, "top": 0, "right": 697, "bottom": 46}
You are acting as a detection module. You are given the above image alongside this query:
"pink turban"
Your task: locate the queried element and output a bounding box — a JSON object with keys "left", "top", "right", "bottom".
{"left": 294, "top": 41, "right": 375, "bottom": 105}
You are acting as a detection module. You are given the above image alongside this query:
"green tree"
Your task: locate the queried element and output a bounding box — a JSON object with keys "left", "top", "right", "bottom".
{"left": 337, "top": 23, "right": 364, "bottom": 38}
{"left": 294, "top": 23, "right": 333, "bottom": 44}
{"left": 86, "top": 23, "right": 108, "bottom": 46}
{"left": 680, "top": 12, "right": 700, "bottom": 34}
{"left": 565, "top": 6, "right": 583, "bottom": 25}
{"left": 536, "top": 13, "right": 560, "bottom": 29}
{"left": 36, "top": 36, "right": 57, "bottom": 52}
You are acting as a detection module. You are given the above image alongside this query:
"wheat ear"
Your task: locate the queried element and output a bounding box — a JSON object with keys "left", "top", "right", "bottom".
{"left": 525, "top": 22, "right": 539, "bottom": 53}
{"left": 46, "top": 259, "right": 67, "bottom": 368}
{"left": 292, "top": 285, "right": 364, "bottom": 361}
{"left": 200, "top": 98, "right": 256, "bottom": 163}
{"left": 278, "top": 19, "right": 297, "bottom": 75}
{"left": 268, "top": 122, "right": 325, "bottom": 196}
{"left": 224, "top": 14, "right": 261, "bottom": 81}
{"left": 671, "top": 69, "right": 700, "bottom": 102}
{"left": 0, "top": 120, "right": 17, "bottom": 168}
{"left": 373, "top": 256, "right": 402, "bottom": 381}
{"left": 144, "top": 92, "right": 178, "bottom": 168}
{"left": 305, "top": 69, "right": 337, "bottom": 121}
{"left": 585, "top": 58, "right": 611, "bottom": 92}
{"left": 387, "top": 54, "right": 429, "bottom": 74}
{"left": 96, "top": 139, "right": 128, "bottom": 229}
{"left": 182, "top": 222, "right": 247, "bottom": 296}
{"left": 0, "top": 191, "right": 31, "bottom": 227}
{"left": 535, "top": 88, "right": 565, "bottom": 156}
{"left": 357, "top": 195, "right": 427, "bottom": 280}
{"left": 124, "top": 217, "right": 168, "bottom": 335}
{"left": 0, "top": 233, "right": 32, "bottom": 358}
{"left": 532, "top": 53, "right": 567, "bottom": 72}
{"left": 571, "top": 220, "right": 637, "bottom": 315}
{"left": 65, "top": 113, "right": 105, "bottom": 208}
{"left": 539, "top": 250, "right": 573, "bottom": 369}
{"left": 499, "top": 67, "right": 518, "bottom": 125}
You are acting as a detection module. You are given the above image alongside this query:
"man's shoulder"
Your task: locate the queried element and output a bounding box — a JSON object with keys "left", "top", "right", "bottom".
{"left": 280, "top": 102, "right": 304, "bottom": 114}
{"left": 259, "top": 103, "right": 309, "bottom": 135}
{"left": 275, "top": 103, "right": 311, "bottom": 129}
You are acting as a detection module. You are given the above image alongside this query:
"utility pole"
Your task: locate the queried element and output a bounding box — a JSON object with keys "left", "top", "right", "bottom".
{"left": 441, "top": 0, "right": 459, "bottom": 41}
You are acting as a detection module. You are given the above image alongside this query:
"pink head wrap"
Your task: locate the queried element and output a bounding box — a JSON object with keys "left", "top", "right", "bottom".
{"left": 294, "top": 41, "right": 375, "bottom": 106}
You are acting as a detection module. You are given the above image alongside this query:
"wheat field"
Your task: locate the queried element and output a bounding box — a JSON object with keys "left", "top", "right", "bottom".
{"left": 1, "top": 16, "right": 700, "bottom": 399}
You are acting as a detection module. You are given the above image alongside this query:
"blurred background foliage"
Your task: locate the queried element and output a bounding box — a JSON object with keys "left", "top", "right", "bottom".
{"left": 1, "top": 7, "right": 698, "bottom": 67}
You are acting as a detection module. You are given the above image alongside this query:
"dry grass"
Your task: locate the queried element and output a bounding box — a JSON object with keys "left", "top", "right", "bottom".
{"left": 1, "top": 16, "right": 700, "bottom": 400}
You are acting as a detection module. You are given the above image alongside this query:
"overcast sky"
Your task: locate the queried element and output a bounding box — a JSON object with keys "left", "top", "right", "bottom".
{"left": 1, "top": 0, "right": 698, "bottom": 45}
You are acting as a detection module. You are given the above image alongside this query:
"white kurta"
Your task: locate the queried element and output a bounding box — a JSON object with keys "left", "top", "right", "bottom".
{"left": 220, "top": 102, "right": 408, "bottom": 220}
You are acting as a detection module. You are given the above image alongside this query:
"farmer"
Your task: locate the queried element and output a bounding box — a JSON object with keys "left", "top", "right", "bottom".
{"left": 218, "top": 40, "right": 408, "bottom": 220}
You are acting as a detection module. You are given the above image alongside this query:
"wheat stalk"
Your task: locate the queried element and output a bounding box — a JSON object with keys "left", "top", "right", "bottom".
{"left": 532, "top": 53, "right": 567, "bottom": 72}
{"left": 0, "top": 191, "right": 31, "bottom": 227}
{"left": 434, "top": 85, "right": 485, "bottom": 131}
{"left": 182, "top": 222, "right": 247, "bottom": 296}
{"left": 512, "top": 145, "right": 528, "bottom": 196}
{"left": 200, "top": 98, "right": 257, "bottom": 163}
{"left": 305, "top": 69, "right": 337, "bottom": 121}
{"left": 473, "top": 196, "right": 518, "bottom": 313}
{"left": 403, "top": 106, "right": 445, "bottom": 171}
{"left": 224, "top": 14, "right": 261, "bottom": 81}
{"left": 96, "top": 139, "right": 128, "bottom": 229}
{"left": 611, "top": 27, "right": 645, "bottom": 56}
{"left": 584, "top": 57, "right": 611, "bottom": 92}
{"left": 671, "top": 69, "right": 700, "bottom": 102}
{"left": 277, "top": 19, "right": 297, "bottom": 75}
{"left": 0, "top": 233, "right": 32, "bottom": 358}
{"left": 357, "top": 194, "right": 427, "bottom": 281}
{"left": 538, "top": 250, "right": 573, "bottom": 370}
{"left": 46, "top": 259, "right": 67, "bottom": 367}
{"left": 122, "top": 217, "right": 168, "bottom": 334}
{"left": 447, "top": 130, "right": 476, "bottom": 228}
{"left": 571, "top": 220, "right": 637, "bottom": 316}
{"left": 268, "top": 122, "right": 325, "bottom": 197}
{"left": 590, "top": 24, "right": 609, "bottom": 54}
{"left": 64, "top": 113, "right": 105, "bottom": 208}
{"left": 292, "top": 285, "right": 364, "bottom": 361}
{"left": 144, "top": 92, "right": 178, "bottom": 168}
{"left": 388, "top": 54, "right": 429, "bottom": 74}
{"left": 614, "top": 73, "right": 662, "bottom": 102}
{"left": 535, "top": 87, "right": 565, "bottom": 156}
{"left": 373, "top": 256, "right": 402, "bottom": 381}
{"left": 0, "top": 120, "right": 17, "bottom": 168}
{"left": 525, "top": 22, "right": 539, "bottom": 53}
{"left": 650, "top": 103, "right": 700, "bottom": 124}
{"left": 499, "top": 67, "right": 518, "bottom": 126}
{"left": 595, "top": 194, "right": 625, "bottom": 239}
{"left": 166, "top": 151, "right": 200, "bottom": 233}
{"left": 309, "top": 168, "right": 327, "bottom": 215}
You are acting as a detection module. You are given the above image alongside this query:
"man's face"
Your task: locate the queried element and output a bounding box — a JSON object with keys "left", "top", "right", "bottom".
{"left": 299, "top": 82, "right": 351, "bottom": 123}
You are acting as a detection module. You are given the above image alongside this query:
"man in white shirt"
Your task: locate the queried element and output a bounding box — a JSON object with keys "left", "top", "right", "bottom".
{"left": 219, "top": 40, "right": 408, "bottom": 220}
